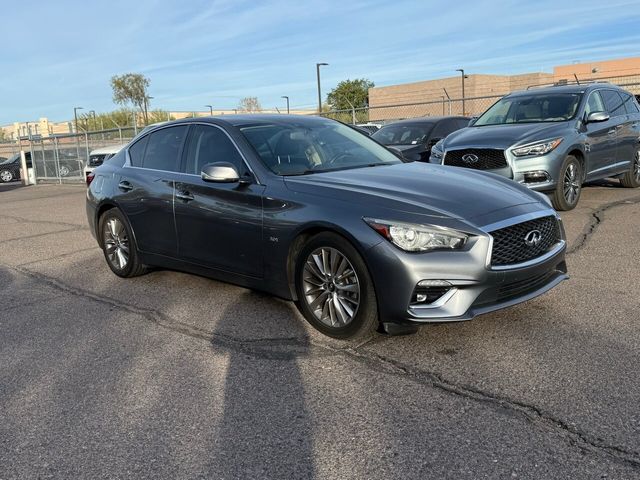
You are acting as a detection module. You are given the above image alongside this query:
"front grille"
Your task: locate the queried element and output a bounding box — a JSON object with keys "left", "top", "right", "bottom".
{"left": 490, "top": 216, "right": 560, "bottom": 266}
{"left": 497, "top": 270, "right": 556, "bottom": 301}
{"left": 444, "top": 148, "right": 507, "bottom": 170}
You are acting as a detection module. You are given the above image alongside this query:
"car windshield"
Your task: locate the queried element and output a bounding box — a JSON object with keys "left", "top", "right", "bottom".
{"left": 474, "top": 93, "right": 582, "bottom": 126}
{"left": 240, "top": 121, "right": 402, "bottom": 176}
{"left": 371, "top": 124, "right": 433, "bottom": 145}
{"left": 0, "top": 154, "right": 19, "bottom": 165}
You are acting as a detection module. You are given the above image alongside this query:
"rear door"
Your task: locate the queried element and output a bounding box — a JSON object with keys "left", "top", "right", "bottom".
{"left": 117, "top": 125, "right": 188, "bottom": 257}
{"left": 619, "top": 91, "right": 640, "bottom": 168}
{"left": 173, "top": 123, "right": 265, "bottom": 277}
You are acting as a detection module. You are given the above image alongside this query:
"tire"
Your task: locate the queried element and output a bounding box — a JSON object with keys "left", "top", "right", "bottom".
{"left": 551, "top": 155, "right": 582, "bottom": 211}
{"left": 58, "top": 164, "right": 70, "bottom": 177}
{"left": 620, "top": 148, "right": 640, "bottom": 188}
{"left": 0, "top": 169, "right": 13, "bottom": 183}
{"left": 293, "top": 232, "right": 379, "bottom": 340}
{"left": 98, "top": 208, "right": 147, "bottom": 278}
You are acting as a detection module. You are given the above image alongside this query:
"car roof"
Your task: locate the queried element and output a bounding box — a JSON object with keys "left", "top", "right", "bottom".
{"left": 508, "top": 82, "right": 623, "bottom": 97}
{"left": 381, "top": 116, "right": 470, "bottom": 126}
{"left": 143, "top": 114, "right": 338, "bottom": 130}
{"left": 89, "top": 144, "right": 126, "bottom": 155}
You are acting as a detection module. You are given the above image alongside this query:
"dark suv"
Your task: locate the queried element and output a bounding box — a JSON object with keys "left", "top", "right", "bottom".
{"left": 430, "top": 84, "right": 640, "bottom": 210}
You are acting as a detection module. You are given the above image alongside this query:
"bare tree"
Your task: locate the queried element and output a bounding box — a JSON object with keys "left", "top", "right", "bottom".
{"left": 237, "top": 96, "right": 262, "bottom": 113}
{"left": 111, "top": 73, "right": 151, "bottom": 124}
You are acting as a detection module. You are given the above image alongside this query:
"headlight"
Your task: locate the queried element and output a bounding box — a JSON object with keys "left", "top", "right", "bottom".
{"left": 512, "top": 138, "right": 563, "bottom": 157}
{"left": 430, "top": 139, "right": 445, "bottom": 160}
{"left": 364, "top": 218, "right": 467, "bottom": 252}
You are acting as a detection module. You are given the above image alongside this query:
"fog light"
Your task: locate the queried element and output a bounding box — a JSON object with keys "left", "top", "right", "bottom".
{"left": 523, "top": 171, "right": 550, "bottom": 184}
{"left": 411, "top": 280, "right": 452, "bottom": 306}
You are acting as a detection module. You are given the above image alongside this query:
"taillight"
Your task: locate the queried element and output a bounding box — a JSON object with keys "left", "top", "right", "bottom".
{"left": 86, "top": 172, "right": 95, "bottom": 187}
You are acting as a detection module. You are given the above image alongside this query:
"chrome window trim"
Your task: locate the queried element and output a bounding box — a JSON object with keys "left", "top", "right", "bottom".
{"left": 124, "top": 122, "right": 261, "bottom": 185}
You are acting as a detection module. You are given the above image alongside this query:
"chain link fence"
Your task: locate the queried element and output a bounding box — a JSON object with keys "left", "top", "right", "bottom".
{"left": 320, "top": 75, "right": 640, "bottom": 125}
{"left": 1, "top": 127, "right": 136, "bottom": 184}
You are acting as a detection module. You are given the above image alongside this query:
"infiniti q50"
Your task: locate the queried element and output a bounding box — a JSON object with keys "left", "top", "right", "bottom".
{"left": 86, "top": 115, "right": 568, "bottom": 339}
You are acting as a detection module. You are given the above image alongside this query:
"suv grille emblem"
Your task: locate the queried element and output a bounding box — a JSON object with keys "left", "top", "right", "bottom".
{"left": 524, "top": 229, "right": 542, "bottom": 247}
{"left": 462, "top": 153, "right": 479, "bottom": 164}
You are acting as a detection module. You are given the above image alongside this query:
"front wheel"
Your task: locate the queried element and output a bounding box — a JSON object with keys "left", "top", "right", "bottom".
{"left": 620, "top": 149, "right": 640, "bottom": 188}
{"left": 294, "top": 232, "right": 379, "bottom": 340}
{"left": 551, "top": 155, "right": 582, "bottom": 211}
{"left": 0, "top": 169, "right": 14, "bottom": 183}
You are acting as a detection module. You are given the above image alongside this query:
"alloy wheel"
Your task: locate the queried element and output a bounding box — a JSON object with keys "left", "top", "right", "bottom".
{"left": 0, "top": 170, "right": 13, "bottom": 182}
{"left": 103, "top": 218, "right": 130, "bottom": 270}
{"left": 563, "top": 163, "right": 580, "bottom": 205}
{"left": 59, "top": 165, "right": 70, "bottom": 177}
{"left": 635, "top": 150, "right": 640, "bottom": 183}
{"left": 302, "top": 247, "right": 360, "bottom": 328}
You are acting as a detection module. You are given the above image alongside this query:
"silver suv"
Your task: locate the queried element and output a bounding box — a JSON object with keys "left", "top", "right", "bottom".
{"left": 429, "top": 83, "right": 640, "bottom": 210}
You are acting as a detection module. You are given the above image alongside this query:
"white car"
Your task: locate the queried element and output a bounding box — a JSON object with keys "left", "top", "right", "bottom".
{"left": 84, "top": 145, "right": 126, "bottom": 185}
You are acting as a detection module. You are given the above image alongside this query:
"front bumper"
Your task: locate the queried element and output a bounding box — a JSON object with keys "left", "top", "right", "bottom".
{"left": 365, "top": 217, "right": 568, "bottom": 325}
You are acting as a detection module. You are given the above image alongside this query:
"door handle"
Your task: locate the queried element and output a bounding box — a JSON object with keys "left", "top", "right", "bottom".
{"left": 118, "top": 180, "right": 133, "bottom": 191}
{"left": 176, "top": 191, "right": 194, "bottom": 202}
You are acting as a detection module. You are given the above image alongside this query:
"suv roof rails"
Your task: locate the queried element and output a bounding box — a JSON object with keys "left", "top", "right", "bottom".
{"left": 526, "top": 80, "right": 613, "bottom": 90}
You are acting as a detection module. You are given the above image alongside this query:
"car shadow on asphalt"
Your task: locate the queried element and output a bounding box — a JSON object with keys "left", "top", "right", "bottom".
{"left": 205, "top": 291, "right": 316, "bottom": 478}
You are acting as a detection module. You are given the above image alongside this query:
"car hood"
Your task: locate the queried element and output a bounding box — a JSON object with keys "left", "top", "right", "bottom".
{"left": 283, "top": 162, "right": 544, "bottom": 224}
{"left": 445, "top": 122, "right": 570, "bottom": 150}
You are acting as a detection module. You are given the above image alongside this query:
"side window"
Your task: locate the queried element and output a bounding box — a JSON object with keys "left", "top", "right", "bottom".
{"left": 142, "top": 126, "right": 188, "bottom": 171}
{"left": 431, "top": 120, "right": 455, "bottom": 140}
{"left": 621, "top": 92, "right": 639, "bottom": 114}
{"left": 600, "top": 90, "right": 626, "bottom": 117}
{"left": 184, "top": 125, "right": 246, "bottom": 175}
{"left": 584, "top": 91, "right": 606, "bottom": 116}
{"left": 128, "top": 135, "right": 148, "bottom": 167}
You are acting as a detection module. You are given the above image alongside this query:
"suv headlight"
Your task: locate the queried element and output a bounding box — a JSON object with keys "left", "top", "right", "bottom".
{"left": 430, "top": 139, "right": 445, "bottom": 161}
{"left": 512, "top": 138, "right": 563, "bottom": 157}
{"left": 364, "top": 218, "right": 467, "bottom": 252}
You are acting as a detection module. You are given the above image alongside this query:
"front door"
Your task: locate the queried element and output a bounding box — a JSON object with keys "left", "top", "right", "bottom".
{"left": 173, "top": 124, "right": 264, "bottom": 278}
{"left": 584, "top": 90, "right": 617, "bottom": 179}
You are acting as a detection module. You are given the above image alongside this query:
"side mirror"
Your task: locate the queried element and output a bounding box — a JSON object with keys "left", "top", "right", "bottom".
{"left": 468, "top": 117, "right": 478, "bottom": 126}
{"left": 201, "top": 162, "right": 240, "bottom": 183}
{"left": 585, "top": 111, "right": 610, "bottom": 123}
{"left": 387, "top": 146, "right": 405, "bottom": 160}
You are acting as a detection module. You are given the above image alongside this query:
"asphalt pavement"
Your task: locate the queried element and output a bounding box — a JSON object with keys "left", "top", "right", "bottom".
{"left": 0, "top": 181, "right": 639, "bottom": 479}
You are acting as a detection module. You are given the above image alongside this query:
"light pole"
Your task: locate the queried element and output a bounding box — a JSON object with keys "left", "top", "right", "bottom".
{"left": 455, "top": 69, "right": 467, "bottom": 116}
{"left": 73, "top": 106, "right": 83, "bottom": 133}
{"left": 281, "top": 96, "right": 290, "bottom": 114}
{"left": 205, "top": 104, "right": 213, "bottom": 115}
{"left": 316, "top": 62, "right": 328, "bottom": 113}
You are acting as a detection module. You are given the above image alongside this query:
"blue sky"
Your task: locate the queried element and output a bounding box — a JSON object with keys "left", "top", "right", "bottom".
{"left": 1, "top": 0, "right": 640, "bottom": 124}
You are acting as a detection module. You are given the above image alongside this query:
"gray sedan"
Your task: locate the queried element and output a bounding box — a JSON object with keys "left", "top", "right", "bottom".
{"left": 86, "top": 115, "right": 567, "bottom": 339}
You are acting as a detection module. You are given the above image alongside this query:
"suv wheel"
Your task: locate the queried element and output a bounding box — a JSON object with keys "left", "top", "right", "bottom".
{"left": 0, "top": 169, "right": 13, "bottom": 183}
{"left": 58, "top": 165, "right": 70, "bottom": 177}
{"left": 551, "top": 155, "right": 582, "bottom": 211}
{"left": 294, "top": 232, "right": 378, "bottom": 340}
{"left": 99, "top": 208, "right": 147, "bottom": 278}
{"left": 620, "top": 149, "right": 640, "bottom": 188}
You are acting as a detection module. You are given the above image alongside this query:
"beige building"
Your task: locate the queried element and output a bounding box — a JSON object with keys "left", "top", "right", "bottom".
{"left": 368, "top": 56, "right": 640, "bottom": 121}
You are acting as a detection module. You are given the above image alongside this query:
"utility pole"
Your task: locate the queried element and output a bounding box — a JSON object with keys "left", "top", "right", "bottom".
{"left": 456, "top": 69, "right": 467, "bottom": 116}
{"left": 281, "top": 96, "right": 290, "bottom": 114}
{"left": 205, "top": 104, "right": 213, "bottom": 115}
{"left": 316, "top": 63, "right": 328, "bottom": 113}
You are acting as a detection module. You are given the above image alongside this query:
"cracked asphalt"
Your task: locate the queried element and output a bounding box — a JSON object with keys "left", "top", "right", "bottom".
{"left": 1, "top": 181, "right": 639, "bottom": 479}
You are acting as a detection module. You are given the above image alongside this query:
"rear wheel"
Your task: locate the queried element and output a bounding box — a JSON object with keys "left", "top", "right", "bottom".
{"left": 0, "top": 169, "right": 14, "bottom": 182}
{"left": 551, "top": 155, "right": 582, "bottom": 211}
{"left": 99, "top": 208, "right": 147, "bottom": 278}
{"left": 294, "top": 232, "right": 378, "bottom": 340}
{"left": 58, "top": 164, "right": 70, "bottom": 177}
{"left": 620, "top": 149, "right": 640, "bottom": 188}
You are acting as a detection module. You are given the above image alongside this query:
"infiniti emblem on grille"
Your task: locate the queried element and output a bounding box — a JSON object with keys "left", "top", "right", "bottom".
{"left": 524, "top": 229, "right": 542, "bottom": 247}
{"left": 462, "top": 153, "right": 479, "bottom": 164}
